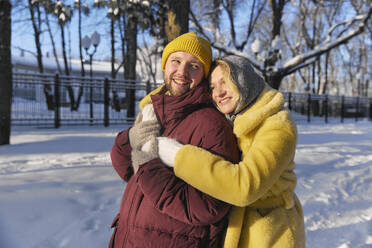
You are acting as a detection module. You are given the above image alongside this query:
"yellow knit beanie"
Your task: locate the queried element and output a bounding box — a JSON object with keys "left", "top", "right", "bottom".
{"left": 161, "top": 32, "right": 212, "bottom": 77}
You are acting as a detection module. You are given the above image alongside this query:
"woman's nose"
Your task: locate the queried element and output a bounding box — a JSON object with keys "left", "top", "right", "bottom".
{"left": 215, "top": 86, "right": 226, "bottom": 97}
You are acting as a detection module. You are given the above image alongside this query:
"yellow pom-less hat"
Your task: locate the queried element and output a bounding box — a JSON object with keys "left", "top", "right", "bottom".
{"left": 161, "top": 32, "right": 212, "bottom": 78}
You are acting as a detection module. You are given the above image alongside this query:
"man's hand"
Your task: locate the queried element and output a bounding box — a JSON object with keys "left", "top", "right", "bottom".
{"left": 128, "top": 104, "right": 160, "bottom": 150}
{"left": 129, "top": 104, "right": 161, "bottom": 173}
{"left": 131, "top": 136, "right": 158, "bottom": 173}
{"left": 141, "top": 104, "right": 157, "bottom": 121}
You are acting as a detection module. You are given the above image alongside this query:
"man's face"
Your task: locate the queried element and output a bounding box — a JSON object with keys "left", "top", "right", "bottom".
{"left": 163, "top": 51, "right": 204, "bottom": 96}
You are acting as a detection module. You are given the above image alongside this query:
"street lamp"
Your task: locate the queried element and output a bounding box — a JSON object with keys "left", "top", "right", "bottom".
{"left": 82, "top": 31, "right": 100, "bottom": 124}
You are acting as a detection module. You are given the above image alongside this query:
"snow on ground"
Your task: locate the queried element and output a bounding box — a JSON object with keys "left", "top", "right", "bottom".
{"left": 1, "top": 117, "right": 372, "bottom": 248}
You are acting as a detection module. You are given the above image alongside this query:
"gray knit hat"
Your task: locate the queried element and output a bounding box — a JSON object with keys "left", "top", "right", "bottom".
{"left": 221, "top": 55, "right": 265, "bottom": 118}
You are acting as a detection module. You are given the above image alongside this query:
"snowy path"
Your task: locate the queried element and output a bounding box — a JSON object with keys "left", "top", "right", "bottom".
{"left": 1, "top": 122, "right": 372, "bottom": 247}
{"left": 295, "top": 122, "right": 372, "bottom": 248}
{"left": 0, "top": 127, "right": 124, "bottom": 248}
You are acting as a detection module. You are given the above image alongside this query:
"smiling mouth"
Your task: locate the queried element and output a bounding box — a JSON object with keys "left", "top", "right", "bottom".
{"left": 173, "top": 79, "right": 190, "bottom": 87}
{"left": 219, "top": 97, "right": 231, "bottom": 105}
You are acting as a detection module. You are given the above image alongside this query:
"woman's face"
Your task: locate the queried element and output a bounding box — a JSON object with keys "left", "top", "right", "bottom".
{"left": 210, "top": 65, "right": 239, "bottom": 114}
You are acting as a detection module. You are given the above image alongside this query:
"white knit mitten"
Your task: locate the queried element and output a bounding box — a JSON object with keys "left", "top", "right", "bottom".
{"left": 142, "top": 104, "right": 157, "bottom": 121}
{"left": 155, "top": 137, "right": 183, "bottom": 167}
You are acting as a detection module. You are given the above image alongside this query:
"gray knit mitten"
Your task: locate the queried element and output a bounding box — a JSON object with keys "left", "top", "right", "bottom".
{"left": 141, "top": 104, "right": 157, "bottom": 121}
{"left": 131, "top": 136, "right": 158, "bottom": 173}
{"left": 128, "top": 112, "right": 160, "bottom": 150}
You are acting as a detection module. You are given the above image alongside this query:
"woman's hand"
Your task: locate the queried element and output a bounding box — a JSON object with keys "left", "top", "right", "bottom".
{"left": 145, "top": 137, "right": 183, "bottom": 168}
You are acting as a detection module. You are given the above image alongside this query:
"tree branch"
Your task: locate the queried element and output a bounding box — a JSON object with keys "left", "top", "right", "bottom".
{"left": 283, "top": 7, "right": 372, "bottom": 73}
{"left": 211, "top": 42, "right": 262, "bottom": 69}
{"left": 286, "top": 56, "right": 318, "bottom": 75}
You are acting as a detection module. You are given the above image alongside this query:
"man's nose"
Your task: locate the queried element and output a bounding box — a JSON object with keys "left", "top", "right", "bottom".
{"left": 177, "top": 63, "right": 188, "bottom": 76}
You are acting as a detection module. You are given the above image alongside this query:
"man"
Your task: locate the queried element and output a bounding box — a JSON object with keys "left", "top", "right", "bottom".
{"left": 109, "top": 32, "right": 239, "bottom": 248}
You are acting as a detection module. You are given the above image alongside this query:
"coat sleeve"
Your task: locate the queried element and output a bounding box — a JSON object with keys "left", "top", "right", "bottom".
{"left": 136, "top": 159, "right": 230, "bottom": 226}
{"left": 136, "top": 123, "right": 239, "bottom": 226}
{"left": 110, "top": 129, "right": 134, "bottom": 182}
{"left": 173, "top": 111, "right": 297, "bottom": 207}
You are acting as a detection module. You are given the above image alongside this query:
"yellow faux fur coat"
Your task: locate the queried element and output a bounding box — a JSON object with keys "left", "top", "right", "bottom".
{"left": 140, "top": 87, "right": 306, "bottom": 248}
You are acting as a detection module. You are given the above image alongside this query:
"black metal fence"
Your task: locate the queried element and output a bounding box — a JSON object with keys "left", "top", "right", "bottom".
{"left": 284, "top": 92, "right": 372, "bottom": 123}
{"left": 12, "top": 73, "right": 153, "bottom": 127}
{"left": 11, "top": 73, "right": 372, "bottom": 127}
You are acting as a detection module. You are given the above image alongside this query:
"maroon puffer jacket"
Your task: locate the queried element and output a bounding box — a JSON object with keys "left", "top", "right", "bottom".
{"left": 109, "top": 83, "right": 239, "bottom": 248}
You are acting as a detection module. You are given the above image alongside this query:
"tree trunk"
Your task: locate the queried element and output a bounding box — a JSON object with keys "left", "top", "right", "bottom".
{"left": 111, "top": 18, "right": 121, "bottom": 112}
{"left": 45, "top": 11, "right": 62, "bottom": 74}
{"left": 28, "top": 0, "right": 43, "bottom": 73}
{"left": 270, "top": 0, "right": 285, "bottom": 40}
{"left": 60, "top": 24, "right": 77, "bottom": 111}
{"left": 74, "top": 1, "right": 85, "bottom": 111}
{"left": 0, "top": 0, "right": 12, "bottom": 145}
{"left": 28, "top": 0, "right": 54, "bottom": 110}
{"left": 111, "top": 18, "right": 116, "bottom": 79}
{"left": 125, "top": 18, "right": 138, "bottom": 118}
{"left": 61, "top": 24, "right": 70, "bottom": 76}
{"left": 265, "top": 72, "right": 284, "bottom": 90}
{"left": 78, "top": 2, "right": 85, "bottom": 77}
{"left": 322, "top": 51, "right": 329, "bottom": 95}
{"left": 263, "top": 0, "right": 285, "bottom": 89}
{"left": 165, "top": 0, "right": 189, "bottom": 43}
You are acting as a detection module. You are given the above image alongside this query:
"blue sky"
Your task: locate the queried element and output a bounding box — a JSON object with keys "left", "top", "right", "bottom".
{"left": 11, "top": 4, "right": 112, "bottom": 61}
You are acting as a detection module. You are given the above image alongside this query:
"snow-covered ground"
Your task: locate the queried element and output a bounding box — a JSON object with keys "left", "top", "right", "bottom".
{"left": 1, "top": 117, "right": 372, "bottom": 248}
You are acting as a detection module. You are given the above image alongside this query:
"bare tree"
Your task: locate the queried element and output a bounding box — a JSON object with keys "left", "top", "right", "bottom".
{"left": 123, "top": 12, "right": 138, "bottom": 118}
{"left": 53, "top": 1, "right": 83, "bottom": 111}
{"left": 200, "top": 0, "right": 222, "bottom": 52}
{"left": 73, "top": 0, "right": 90, "bottom": 110}
{"left": 106, "top": 0, "right": 169, "bottom": 117}
{"left": 28, "top": 0, "right": 55, "bottom": 110}
{"left": 44, "top": 10, "right": 62, "bottom": 74}
{"left": 53, "top": 1, "right": 73, "bottom": 76}
{"left": 190, "top": 0, "right": 223, "bottom": 52}
{"left": 28, "top": 0, "right": 44, "bottom": 73}
{"left": 0, "top": 0, "right": 12, "bottom": 145}
{"left": 191, "top": 0, "right": 266, "bottom": 53}
{"left": 74, "top": 0, "right": 88, "bottom": 77}
{"left": 137, "top": 36, "right": 162, "bottom": 91}
{"left": 193, "top": 0, "right": 372, "bottom": 90}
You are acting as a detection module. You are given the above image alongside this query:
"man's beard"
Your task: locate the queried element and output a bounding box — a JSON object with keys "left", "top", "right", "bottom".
{"left": 164, "top": 74, "right": 191, "bottom": 97}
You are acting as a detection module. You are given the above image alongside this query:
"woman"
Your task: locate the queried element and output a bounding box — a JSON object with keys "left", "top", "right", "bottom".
{"left": 139, "top": 55, "right": 306, "bottom": 248}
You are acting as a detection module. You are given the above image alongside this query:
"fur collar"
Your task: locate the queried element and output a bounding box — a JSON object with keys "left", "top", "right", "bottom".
{"left": 233, "top": 88, "right": 284, "bottom": 137}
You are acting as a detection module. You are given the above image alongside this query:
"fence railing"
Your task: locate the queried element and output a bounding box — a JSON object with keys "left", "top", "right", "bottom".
{"left": 11, "top": 73, "right": 372, "bottom": 127}
{"left": 12, "top": 72, "right": 154, "bottom": 127}
{"left": 283, "top": 92, "right": 372, "bottom": 123}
